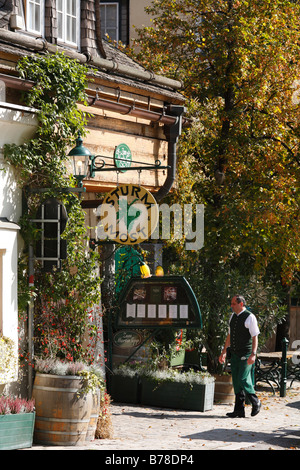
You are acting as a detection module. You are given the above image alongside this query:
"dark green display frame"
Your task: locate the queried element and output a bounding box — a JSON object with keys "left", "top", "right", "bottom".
{"left": 116, "top": 275, "right": 202, "bottom": 329}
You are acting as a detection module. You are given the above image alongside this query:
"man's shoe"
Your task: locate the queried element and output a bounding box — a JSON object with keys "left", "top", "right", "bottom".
{"left": 247, "top": 394, "right": 261, "bottom": 417}
{"left": 226, "top": 392, "right": 245, "bottom": 417}
{"left": 226, "top": 409, "right": 245, "bottom": 418}
{"left": 251, "top": 399, "right": 261, "bottom": 416}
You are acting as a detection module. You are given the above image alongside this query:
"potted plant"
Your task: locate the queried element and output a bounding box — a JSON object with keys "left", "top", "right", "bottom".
{"left": 111, "top": 362, "right": 214, "bottom": 412}
{"left": 149, "top": 329, "right": 187, "bottom": 369}
{"left": 32, "top": 358, "right": 104, "bottom": 446}
{"left": 0, "top": 396, "right": 35, "bottom": 450}
{"left": 140, "top": 367, "right": 215, "bottom": 412}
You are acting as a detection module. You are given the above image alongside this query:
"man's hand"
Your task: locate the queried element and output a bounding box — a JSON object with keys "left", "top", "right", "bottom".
{"left": 247, "top": 353, "right": 256, "bottom": 365}
{"left": 219, "top": 351, "right": 226, "bottom": 364}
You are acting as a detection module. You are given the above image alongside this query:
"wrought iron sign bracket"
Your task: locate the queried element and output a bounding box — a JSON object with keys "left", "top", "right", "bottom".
{"left": 90, "top": 154, "right": 170, "bottom": 177}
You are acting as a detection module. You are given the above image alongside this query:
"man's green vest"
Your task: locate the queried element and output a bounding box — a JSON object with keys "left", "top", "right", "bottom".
{"left": 230, "top": 310, "right": 252, "bottom": 357}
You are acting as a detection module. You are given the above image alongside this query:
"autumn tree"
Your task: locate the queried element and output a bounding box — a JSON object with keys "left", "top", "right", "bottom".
{"left": 129, "top": 0, "right": 300, "bottom": 369}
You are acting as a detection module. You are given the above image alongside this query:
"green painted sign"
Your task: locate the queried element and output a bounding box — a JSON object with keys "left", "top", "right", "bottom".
{"left": 113, "top": 330, "right": 142, "bottom": 349}
{"left": 114, "top": 143, "right": 132, "bottom": 172}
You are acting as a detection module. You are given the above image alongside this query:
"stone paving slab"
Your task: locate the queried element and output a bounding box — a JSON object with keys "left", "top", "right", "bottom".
{"left": 26, "top": 385, "right": 300, "bottom": 452}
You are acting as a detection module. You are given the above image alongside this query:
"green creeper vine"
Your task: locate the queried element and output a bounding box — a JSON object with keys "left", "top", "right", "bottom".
{"left": 4, "top": 52, "right": 102, "bottom": 364}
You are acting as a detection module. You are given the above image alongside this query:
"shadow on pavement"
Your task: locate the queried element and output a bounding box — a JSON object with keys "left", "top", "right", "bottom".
{"left": 182, "top": 427, "right": 300, "bottom": 450}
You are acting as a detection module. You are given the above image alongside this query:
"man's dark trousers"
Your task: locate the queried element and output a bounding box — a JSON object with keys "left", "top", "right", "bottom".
{"left": 228, "top": 353, "right": 260, "bottom": 417}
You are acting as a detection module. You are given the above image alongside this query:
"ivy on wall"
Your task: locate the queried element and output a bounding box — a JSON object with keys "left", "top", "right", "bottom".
{"left": 4, "top": 52, "right": 102, "bottom": 364}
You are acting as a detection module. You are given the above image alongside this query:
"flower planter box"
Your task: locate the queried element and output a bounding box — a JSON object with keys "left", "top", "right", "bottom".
{"left": 170, "top": 349, "right": 186, "bottom": 367}
{"left": 110, "top": 374, "right": 140, "bottom": 404}
{"left": 140, "top": 378, "right": 214, "bottom": 412}
{"left": 0, "top": 412, "right": 35, "bottom": 450}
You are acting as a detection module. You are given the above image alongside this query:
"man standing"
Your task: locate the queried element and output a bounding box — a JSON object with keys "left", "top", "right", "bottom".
{"left": 219, "top": 295, "right": 261, "bottom": 418}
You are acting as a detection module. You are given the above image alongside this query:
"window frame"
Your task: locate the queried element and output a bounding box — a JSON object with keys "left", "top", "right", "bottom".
{"left": 56, "top": 0, "right": 81, "bottom": 48}
{"left": 21, "top": 0, "right": 45, "bottom": 36}
{"left": 100, "top": 2, "right": 120, "bottom": 43}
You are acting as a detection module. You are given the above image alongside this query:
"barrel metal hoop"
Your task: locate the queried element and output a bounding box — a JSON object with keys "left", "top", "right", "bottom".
{"left": 35, "top": 429, "right": 87, "bottom": 436}
{"left": 36, "top": 416, "right": 90, "bottom": 423}
{"left": 33, "top": 385, "right": 80, "bottom": 393}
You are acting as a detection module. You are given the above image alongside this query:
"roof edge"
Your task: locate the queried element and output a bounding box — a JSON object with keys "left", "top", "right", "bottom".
{"left": 0, "top": 28, "right": 182, "bottom": 91}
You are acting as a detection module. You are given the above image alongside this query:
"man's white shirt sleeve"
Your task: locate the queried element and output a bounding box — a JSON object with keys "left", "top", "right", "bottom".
{"left": 245, "top": 313, "right": 260, "bottom": 337}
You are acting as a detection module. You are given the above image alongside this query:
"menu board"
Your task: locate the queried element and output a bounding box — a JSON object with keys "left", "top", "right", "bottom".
{"left": 116, "top": 276, "right": 202, "bottom": 329}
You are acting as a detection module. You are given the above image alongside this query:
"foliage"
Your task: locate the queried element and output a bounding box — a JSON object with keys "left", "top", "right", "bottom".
{"left": 32, "top": 196, "right": 102, "bottom": 362}
{"left": 34, "top": 356, "right": 87, "bottom": 375}
{"left": 4, "top": 52, "right": 91, "bottom": 189}
{"left": 131, "top": 0, "right": 300, "bottom": 283}
{"left": 113, "top": 362, "right": 214, "bottom": 385}
{"left": 34, "top": 357, "right": 105, "bottom": 396}
{"left": 149, "top": 329, "right": 187, "bottom": 368}
{"left": 126, "top": 0, "right": 300, "bottom": 371}
{"left": 0, "top": 337, "right": 18, "bottom": 384}
{"left": 112, "top": 361, "right": 142, "bottom": 378}
{"left": 142, "top": 368, "right": 214, "bottom": 385}
{"left": 3, "top": 52, "right": 102, "bottom": 364}
{"left": 0, "top": 396, "right": 35, "bottom": 415}
{"left": 77, "top": 369, "right": 104, "bottom": 396}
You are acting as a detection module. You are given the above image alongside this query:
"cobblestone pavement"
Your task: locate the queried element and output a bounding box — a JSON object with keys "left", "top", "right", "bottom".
{"left": 27, "top": 384, "right": 300, "bottom": 452}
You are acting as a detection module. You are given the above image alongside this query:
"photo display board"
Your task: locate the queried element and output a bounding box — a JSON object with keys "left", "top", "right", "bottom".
{"left": 116, "top": 276, "right": 202, "bottom": 329}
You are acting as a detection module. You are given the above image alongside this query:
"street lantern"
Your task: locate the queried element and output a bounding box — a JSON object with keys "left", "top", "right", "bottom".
{"left": 68, "top": 132, "right": 92, "bottom": 187}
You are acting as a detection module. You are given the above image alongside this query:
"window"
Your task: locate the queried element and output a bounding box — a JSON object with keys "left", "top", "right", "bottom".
{"left": 21, "top": 0, "right": 45, "bottom": 35}
{"left": 100, "top": 2, "right": 119, "bottom": 42}
{"left": 57, "top": 0, "right": 80, "bottom": 46}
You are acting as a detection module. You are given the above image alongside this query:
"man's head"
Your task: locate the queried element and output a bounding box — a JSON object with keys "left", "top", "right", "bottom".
{"left": 231, "top": 295, "right": 246, "bottom": 314}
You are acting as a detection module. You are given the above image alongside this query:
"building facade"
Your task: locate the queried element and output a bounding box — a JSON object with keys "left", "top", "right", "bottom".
{"left": 0, "top": 0, "right": 185, "bottom": 392}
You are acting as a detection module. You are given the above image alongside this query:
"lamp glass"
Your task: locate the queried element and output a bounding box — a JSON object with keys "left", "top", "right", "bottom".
{"left": 72, "top": 155, "right": 89, "bottom": 177}
{"left": 68, "top": 133, "right": 92, "bottom": 178}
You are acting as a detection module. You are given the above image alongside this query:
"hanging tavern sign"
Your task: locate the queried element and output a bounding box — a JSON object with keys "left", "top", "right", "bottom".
{"left": 96, "top": 184, "right": 159, "bottom": 245}
{"left": 116, "top": 275, "right": 202, "bottom": 329}
{"left": 114, "top": 143, "right": 132, "bottom": 172}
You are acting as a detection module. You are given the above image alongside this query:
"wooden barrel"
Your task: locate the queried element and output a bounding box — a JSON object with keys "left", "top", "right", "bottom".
{"left": 213, "top": 374, "right": 235, "bottom": 404}
{"left": 85, "top": 389, "right": 101, "bottom": 441}
{"left": 32, "top": 373, "right": 93, "bottom": 446}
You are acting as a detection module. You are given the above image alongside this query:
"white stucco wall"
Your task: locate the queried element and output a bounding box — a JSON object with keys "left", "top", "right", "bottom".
{"left": 0, "top": 102, "right": 37, "bottom": 221}
{"left": 0, "top": 225, "right": 19, "bottom": 343}
{"left": 0, "top": 99, "right": 37, "bottom": 384}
